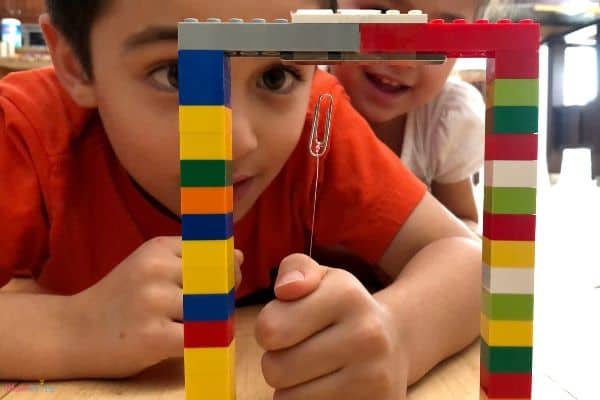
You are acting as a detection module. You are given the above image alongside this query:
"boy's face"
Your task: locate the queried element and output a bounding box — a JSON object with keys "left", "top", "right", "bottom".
{"left": 331, "top": 0, "right": 480, "bottom": 125}
{"left": 81, "top": 0, "right": 317, "bottom": 220}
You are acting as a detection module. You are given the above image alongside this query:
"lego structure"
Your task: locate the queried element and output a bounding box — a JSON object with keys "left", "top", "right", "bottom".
{"left": 179, "top": 9, "right": 539, "bottom": 400}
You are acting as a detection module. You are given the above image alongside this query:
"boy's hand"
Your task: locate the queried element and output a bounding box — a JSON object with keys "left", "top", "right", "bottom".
{"left": 72, "top": 237, "right": 244, "bottom": 378}
{"left": 255, "top": 254, "right": 408, "bottom": 400}
{"left": 72, "top": 237, "right": 184, "bottom": 377}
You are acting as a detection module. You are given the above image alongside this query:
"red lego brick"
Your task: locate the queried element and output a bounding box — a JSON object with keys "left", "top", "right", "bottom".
{"left": 184, "top": 317, "right": 235, "bottom": 348}
{"left": 359, "top": 19, "right": 539, "bottom": 57}
{"left": 491, "top": 50, "right": 539, "bottom": 79}
{"left": 485, "top": 134, "right": 538, "bottom": 160}
{"left": 483, "top": 213, "right": 536, "bottom": 241}
{"left": 481, "top": 364, "right": 532, "bottom": 398}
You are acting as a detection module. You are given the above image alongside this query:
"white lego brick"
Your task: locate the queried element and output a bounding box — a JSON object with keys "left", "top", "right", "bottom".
{"left": 482, "top": 263, "right": 535, "bottom": 294}
{"left": 484, "top": 160, "right": 537, "bottom": 188}
{"left": 291, "top": 9, "right": 428, "bottom": 24}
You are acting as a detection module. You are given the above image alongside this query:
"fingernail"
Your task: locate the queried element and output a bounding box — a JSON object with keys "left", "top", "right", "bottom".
{"left": 276, "top": 271, "right": 305, "bottom": 288}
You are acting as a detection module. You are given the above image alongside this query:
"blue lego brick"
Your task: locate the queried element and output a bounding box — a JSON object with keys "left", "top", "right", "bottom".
{"left": 182, "top": 213, "right": 233, "bottom": 241}
{"left": 178, "top": 50, "right": 231, "bottom": 106}
{"left": 183, "top": 289, "right": 236, "bottom": 321}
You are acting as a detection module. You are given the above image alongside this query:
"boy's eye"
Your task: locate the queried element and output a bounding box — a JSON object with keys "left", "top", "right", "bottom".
{"left": 149, "top": 62, "right": 178, "bottom": 91}
{"left": 258, "top": 66, "right": 300, "bottom": 94}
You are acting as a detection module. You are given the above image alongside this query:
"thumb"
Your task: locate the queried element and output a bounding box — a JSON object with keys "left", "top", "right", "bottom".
{"left": 274, "top": 253, "right": 328, "bottom": 301}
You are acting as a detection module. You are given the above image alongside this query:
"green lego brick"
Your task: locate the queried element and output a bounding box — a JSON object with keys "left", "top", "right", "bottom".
{"left": 493, "top": 79, "right": 539, "bottom": 107}
{"left": 491, "top": 106, "right": 538, "bottom": 133}
{"left": 181, "top": 160, "right": 231, "bottom": 187}
{"left": 484, "top": 187, "right": 537, "bottom": 214}
{"left": 481, "top": 339, "right": 533, "bottom": 373}
{"left": 482, "top": 289, "right": 534, "bottom": 320}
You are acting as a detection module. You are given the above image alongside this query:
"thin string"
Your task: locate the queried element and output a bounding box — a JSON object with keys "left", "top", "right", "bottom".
{"left": 309, "top": 143, "right": 322, "bottom": 258}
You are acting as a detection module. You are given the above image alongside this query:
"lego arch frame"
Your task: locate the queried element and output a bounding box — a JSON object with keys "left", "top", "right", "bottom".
{"left": 178, "top": 11, "right": 539, "bottom": 400}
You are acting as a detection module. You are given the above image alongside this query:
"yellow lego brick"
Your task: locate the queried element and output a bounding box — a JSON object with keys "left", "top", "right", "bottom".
{"left": 179, "top": 106, "right": 232, "bottom": 135}
{"left": 180, "top": 105, "right": 232, "bottom": 160}
{"left": 183, "top": 239, "right": 235, "bottom": 294}
{"left": 180, "top": 131, "right": 232, "bottom": 161}
{"left": 480, "top": 314, "right": 533, "bottom": 347}
{"left": 482, "top": 237, "right": 535, "bottom": 268}
{"left": 184, "top": 341, "right": 235, "bottom": 399}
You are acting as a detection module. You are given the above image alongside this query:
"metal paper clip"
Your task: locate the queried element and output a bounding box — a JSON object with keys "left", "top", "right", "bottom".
{"left": 308, "top": 93, "right": 333, "bottom": 257}
{"left": 309, "top": 93, "right": 333, "bottom": 157}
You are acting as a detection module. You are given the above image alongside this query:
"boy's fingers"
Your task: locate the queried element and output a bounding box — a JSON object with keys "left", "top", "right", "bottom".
{"left": 149, "top": 236, "right": 182, "bottom": 257}
{"left": 234, "top": 249, "right": 244, "bottom": 290}
{"left": 234, "top": 249, "right": 244, "bottom": 266}
{"left": 165, "top": 322, "right": 184, "bottom": 358}
{"left": 274, "top": 254, "right": 328, "bottom": 301}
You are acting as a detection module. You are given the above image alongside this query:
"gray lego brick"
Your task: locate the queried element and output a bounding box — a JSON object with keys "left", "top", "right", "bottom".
{"left": 178, "top": 21, "right": 359, "bottom": 52}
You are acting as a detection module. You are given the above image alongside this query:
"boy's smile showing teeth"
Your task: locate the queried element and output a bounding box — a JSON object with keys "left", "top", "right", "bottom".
{"left": 364, "top": 70, "right": 411, "bottom": 94}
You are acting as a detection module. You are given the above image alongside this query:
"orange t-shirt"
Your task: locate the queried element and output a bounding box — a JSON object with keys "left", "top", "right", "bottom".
{"left": 0, "top": 68, "right": 425, "bottom": 298}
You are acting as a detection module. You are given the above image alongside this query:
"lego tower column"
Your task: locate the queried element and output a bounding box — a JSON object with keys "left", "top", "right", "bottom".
{"left": 480, "top": 50, "right": 538, "bottom": 400}
{"left": 179, "top": 48, "right": 236, "bottom": 400}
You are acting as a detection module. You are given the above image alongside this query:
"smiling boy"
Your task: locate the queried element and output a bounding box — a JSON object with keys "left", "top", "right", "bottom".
{"left": 0, "top": 1, "right": 481, "bottom": 399}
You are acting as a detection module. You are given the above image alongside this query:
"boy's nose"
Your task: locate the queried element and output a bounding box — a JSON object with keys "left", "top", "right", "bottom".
{"left": 232, "top": 111, "right": 258, "bottom": 160}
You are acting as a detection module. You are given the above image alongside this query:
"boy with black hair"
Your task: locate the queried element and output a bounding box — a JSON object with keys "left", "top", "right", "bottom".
{"left": 0, "top": 1, "right": 480, "bottom": 398}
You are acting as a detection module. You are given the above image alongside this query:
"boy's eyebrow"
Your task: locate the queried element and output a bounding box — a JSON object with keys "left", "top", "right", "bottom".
{"left": 123, "top": 26, "right": 178, "bottom": 52}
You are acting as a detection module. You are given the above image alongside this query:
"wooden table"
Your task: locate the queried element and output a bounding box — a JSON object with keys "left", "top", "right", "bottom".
{"left": 0, "top": 285, "right": 480, "bottom": 399}
{"left": 0, "top": 56, "right": 51, "bottom": 78}
{"left": 4, "top": 181, "right": 599, "bottom": 398}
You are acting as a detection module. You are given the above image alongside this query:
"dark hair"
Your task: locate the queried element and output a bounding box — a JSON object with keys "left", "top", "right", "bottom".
{"left": 45, "top": 0, "right": 113, "bottom": 78}
{"left": 322, "top": 0, "right": 338, "bottom": 10}
{"left": 46, "top": 0, "right": 337, "bottom": 78}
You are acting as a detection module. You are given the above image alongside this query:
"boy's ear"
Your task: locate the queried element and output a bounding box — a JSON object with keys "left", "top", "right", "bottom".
{"left": 39, "top": 14, "right": 98, "bottom": 108}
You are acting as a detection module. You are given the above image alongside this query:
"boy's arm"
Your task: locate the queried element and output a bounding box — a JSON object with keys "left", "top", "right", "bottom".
{"left": 0, "top": 292, "right": 90, "bottom": 380}
{"left": 0, "top": 237, "right": 185, "bottom": 381}
{"left": 376, "top": 192, "right": 481, "bottom": 384}
{"left": 431, "top": 179, "right": 480, "bottom": 232}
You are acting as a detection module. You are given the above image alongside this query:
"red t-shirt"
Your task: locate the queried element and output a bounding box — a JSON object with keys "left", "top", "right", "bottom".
{"left": 0, "top": 67, "right": 425, "bottom": 298}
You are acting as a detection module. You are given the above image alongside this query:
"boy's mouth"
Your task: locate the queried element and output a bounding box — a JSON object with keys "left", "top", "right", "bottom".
{"left": 232, "top": 175, "right": 254, "bottom": 204}
{"left": 363, "top": 71, "right": 411, "bottom": 95}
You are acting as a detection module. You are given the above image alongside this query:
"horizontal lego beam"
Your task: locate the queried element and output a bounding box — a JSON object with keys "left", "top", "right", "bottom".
{"left": 178, "top": 19, "right": 539, "bottom": 60}
{"left": 291, "top": 9, "right": 428, "bottom": 24}
{"left": 179, "top": 21, "right": 360, "bottom": 52}
{"left": 360, "top": 20, "right": 539, "bottom": 56}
